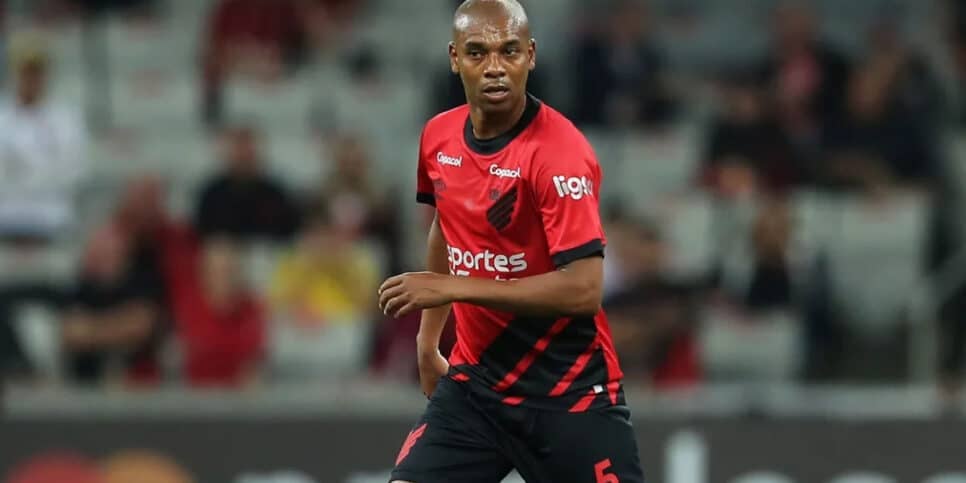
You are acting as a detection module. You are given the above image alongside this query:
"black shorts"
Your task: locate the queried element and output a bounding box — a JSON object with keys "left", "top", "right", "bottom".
{"left": 390, "top": 376, "right": 645, "bottom": 483}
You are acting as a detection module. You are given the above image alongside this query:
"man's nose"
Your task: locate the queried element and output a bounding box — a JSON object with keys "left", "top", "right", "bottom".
{"left": 483, "top": 53, "right": 506, "bottom": 78}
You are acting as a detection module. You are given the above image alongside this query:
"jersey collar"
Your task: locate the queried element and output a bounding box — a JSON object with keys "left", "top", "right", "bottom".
{"left": 464, "top": 93, "right": 542, "bottom": 156}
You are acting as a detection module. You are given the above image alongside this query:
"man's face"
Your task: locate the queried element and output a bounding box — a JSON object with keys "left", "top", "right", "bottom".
{"left": 333, "top": 136, "right": 369, "bottom": 182}
{"left": 774, "top": 5, "right": 815, "bottom": 51}
{"left": 450, "top": 15, "right": 535, "bottom": 116}
{"left": 201, "top": 239, "right": 243, "bottom": 305}
{"left": 224, "top": 127, "right": 260, "bottom": 175}
{"left": 611, "top": 3, "right": 647, "bottom": 43}
{"left": 17, "top": 62, "right": 47, "bottom": 105}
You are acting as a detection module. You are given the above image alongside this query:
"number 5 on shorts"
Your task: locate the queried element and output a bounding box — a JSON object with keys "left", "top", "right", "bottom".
{"left": 595, "top": 458, "right": 619, "bottom": 483}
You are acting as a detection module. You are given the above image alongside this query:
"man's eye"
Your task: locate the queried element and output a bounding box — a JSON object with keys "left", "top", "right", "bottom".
{"left": 505, "top": 47, "right": 519, "bottom": 55}
{"left": 468, "top": 51, "right": 483, "bottom": 58}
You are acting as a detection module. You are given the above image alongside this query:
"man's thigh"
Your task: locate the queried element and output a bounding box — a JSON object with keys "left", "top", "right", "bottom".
{"left": 520, "top": 405, "right": 646, "bottom": 483}
{"left": 390, "top": 379, "right": 514, "bottom": 483}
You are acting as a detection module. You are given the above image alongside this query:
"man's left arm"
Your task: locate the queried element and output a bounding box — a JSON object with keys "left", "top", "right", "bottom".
{"left": 388, "top": 256, "right": 605, "bottom": 317}
{"left": 379, "top": 144, "right": 606, "bottom": 319}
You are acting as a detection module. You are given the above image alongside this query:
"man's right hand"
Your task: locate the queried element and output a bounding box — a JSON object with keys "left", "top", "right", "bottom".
{"left": 417, "top": 346, "right": 450, "bottom": 398}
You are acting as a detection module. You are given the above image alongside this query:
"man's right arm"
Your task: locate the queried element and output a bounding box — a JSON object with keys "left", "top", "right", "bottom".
{"left": 417, "top": 212, "right": 452, "bottom": 357}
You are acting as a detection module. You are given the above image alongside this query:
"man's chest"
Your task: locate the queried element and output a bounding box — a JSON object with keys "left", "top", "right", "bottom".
{"left": 423, "top": 147, "right": 542, "bottom": 250}
{"left": 429, "top": 147, "right": 535, "bottom": 223}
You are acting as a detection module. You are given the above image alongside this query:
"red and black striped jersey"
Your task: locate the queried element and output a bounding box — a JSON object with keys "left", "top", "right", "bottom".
{"left": 416, "top": 94, "right": 625, "bottom": 412}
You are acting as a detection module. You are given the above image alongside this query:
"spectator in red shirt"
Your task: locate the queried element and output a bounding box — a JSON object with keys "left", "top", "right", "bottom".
{"left": 167, "top": 236, "right": 265, "bottom": 388}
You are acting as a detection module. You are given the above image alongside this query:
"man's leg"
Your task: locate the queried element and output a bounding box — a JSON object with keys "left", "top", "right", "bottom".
{"left": 0, "top": 281, "right": 67, "bottom": 378}
{"left": 517, "top": 405, "right": 646, "bottom": 483}
{"left": 0, "top": 287, "right": 34, "bottom": 378}
{"left": 390, "top": 377, "right": 514, "bottom": 483}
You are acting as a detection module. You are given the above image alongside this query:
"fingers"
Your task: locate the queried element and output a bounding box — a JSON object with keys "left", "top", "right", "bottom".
{"left": 382, "top": 292, "right": 418, "bottom": 319}
{"left": 382, "top": 293, "right": 405, "bottom": 318}
{"left": 381, "top": 284, "right": 415, "bottom": 318}
{"left": 378, "top": 274, "right": 405, "bottom": 295}
{"left": 377, "top": 272, "right": 443, "bottom": 318}
{"left": 386, "top": 296, "right": 418, "bottom": 319}
{"left": 378, "top": 284, "right": 405, "bottom": 313}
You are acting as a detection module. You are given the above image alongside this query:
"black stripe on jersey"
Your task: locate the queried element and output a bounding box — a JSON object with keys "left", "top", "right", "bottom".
{"left": 488, "top": 201, "right": 515, "bottom": 223}
{"left": 508, "top": 316, "right": 600, "bottom": 396}
{"left": 416, "top": 192, "right": 436, "bottom": 206}
{"left": 477, "top": 316, "right": 559, "bottom": 386}
{"left": 552, "top": 238, "right": 605, "bottom": 268}
{"left": 487, "top": 188, "right": 518, "bottom": 230}
{"left": 488, "top": 187, "right": 517, "bottom": 213}
{"left": 451, "top": 361, "right": 627, "bottom": 412}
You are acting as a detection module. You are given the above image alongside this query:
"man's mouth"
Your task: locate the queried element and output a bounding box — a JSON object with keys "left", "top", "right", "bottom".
{"left": 482, "top": 85, "right": 510, "bottom": 100}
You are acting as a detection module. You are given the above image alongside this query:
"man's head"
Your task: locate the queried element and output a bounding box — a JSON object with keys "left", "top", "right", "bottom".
{"left": 450, "top": 0, "right": 535, "bottom": 118}
{"left": 220, "top": 123, "right": 261, "bottom": 177}
{"left": 610, "top": 0, "right": 649, "bottom": 44}
{"left": 9, "top": 35, "right": 50, "bottom": 107}
{"left": 116, "top": 175, "right": 167, "bottom": 234}
{"left": 773, "top": 1, "right": 817, "bottom": 53}
{"left": 330, "top": 133, "right": 370, "bottom": 186}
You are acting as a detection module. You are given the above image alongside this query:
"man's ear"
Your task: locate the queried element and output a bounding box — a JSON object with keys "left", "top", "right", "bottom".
{"left": 449, "top": 41, "right": 459, "bottom": 74}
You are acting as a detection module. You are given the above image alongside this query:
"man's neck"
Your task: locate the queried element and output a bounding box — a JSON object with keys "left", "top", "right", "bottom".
{"left": 469, "top": 95, "right": 528, "bottom": 140}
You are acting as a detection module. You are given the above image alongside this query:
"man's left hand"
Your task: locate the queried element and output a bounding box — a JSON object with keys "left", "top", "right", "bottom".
{"left": 378, "top": 272, "right": 454, "bottom": 318}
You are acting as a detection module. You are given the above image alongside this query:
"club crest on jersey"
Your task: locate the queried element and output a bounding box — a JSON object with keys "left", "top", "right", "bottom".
{"left": 487, "top": 187, "right": 518, "bottom": 231}
{"left": 489, "top": 189, "right": 502, "bottom": 200}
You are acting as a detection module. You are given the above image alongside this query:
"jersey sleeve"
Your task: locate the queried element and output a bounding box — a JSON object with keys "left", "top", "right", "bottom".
{"left": 531, "top": 144, "right": 607, "bottom": 268}
{"left": 416, "top": 129, "right": 436, "bottom": 206}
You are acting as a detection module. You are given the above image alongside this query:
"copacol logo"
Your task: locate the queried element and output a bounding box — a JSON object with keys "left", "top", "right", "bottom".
{"left": 447, "top": 245, "right": 527, "bottom": 277}
{"left": 490, "top": 164, "right": 521, "bottom": 179}
{"left": 553, "top": 175, "right": 592, "bottom": 200}
{"left": 437, "top": 152, "right": 463, "bottom": 167}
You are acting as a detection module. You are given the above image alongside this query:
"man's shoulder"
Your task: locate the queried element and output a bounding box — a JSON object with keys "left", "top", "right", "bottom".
{"left": 423, "top": 104, "right": 469, "bottom": 137}
{"left": 534, "top": 102, "right": 590, "bottom": 144}
{"left": 529, "top": 102, "right": 596, "bottom": 162}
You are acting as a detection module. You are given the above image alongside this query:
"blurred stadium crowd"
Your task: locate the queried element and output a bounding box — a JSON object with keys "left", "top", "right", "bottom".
{"left": 0, "top": 0, "right": 965, "bottom": 404}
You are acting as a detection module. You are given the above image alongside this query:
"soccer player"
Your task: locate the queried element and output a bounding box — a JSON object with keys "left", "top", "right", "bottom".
{"left": 377, "top": 1, "right": 646, "bottom": 482}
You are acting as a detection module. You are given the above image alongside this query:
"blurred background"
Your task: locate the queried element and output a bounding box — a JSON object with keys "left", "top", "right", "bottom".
{"left": 0, "top": 0, "right": 965, "bottom": 481}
